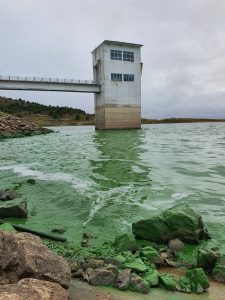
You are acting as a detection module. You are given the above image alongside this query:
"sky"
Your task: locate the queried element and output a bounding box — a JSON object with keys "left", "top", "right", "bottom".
{"left": 0, "top": 0, "right": 225, "bottom": 118}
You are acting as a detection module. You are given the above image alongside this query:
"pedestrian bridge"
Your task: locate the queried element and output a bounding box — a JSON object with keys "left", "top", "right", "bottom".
{"left": 0, "top": 75, "right": 100, "bottom": 93}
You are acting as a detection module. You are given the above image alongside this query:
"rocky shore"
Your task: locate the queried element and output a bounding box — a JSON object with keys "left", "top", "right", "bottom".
{"left": 1, "top": 185, "right": 225, "bottom": 299}
{"left": 0, "top": 111, "right": 53, "bottom": 139}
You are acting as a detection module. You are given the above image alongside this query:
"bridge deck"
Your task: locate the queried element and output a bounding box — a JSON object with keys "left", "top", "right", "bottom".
{"left": 0, "top": 76, "right": 100, "bottom": 93}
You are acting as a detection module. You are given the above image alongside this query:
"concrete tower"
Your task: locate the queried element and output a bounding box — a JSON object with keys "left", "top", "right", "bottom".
{"left": 92, "top": 40, "right": 143, "bottom": 129}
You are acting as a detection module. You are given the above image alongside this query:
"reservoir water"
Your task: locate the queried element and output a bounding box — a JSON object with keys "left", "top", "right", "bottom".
{"left": 1, "top": 124, "right": 225, "bottom": 248}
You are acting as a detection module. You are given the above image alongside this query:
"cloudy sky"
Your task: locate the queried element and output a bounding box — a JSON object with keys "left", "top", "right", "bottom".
{"left": 0, "top": 0, "right": 225, "bottom": 118}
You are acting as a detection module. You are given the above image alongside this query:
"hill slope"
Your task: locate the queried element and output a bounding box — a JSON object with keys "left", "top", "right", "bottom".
{"left": 0, "top": 97, "right": 94, "bottom": 126}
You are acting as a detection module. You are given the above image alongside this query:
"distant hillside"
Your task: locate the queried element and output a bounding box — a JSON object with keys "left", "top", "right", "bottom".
{"left": 142, "top": 117, "right": 225, "bottom": 124}
{"left": 0, "top": 97, "right": 94, "bottom": 126}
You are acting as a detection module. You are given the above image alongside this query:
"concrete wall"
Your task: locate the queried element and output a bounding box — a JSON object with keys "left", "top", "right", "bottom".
{"left": 93, "top": 42, "right": 142, "bottom": 129}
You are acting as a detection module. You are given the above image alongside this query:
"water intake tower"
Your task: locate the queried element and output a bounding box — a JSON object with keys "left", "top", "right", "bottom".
{"left": 92, "top": 40, "right": 143, "bottom": 129}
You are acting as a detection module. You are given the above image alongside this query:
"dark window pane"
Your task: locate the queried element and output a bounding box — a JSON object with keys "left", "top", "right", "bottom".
{"left": 110, "top": 49, "right": 122, "bottom": 60}
{"left": 123, "top": 51, "right": 134, "bottom": 62}
{"left": 124, "top": 74, "right": 134, "bottom": 81}
{"left": 111, "top": 73, "right": 122, "bottom": 81}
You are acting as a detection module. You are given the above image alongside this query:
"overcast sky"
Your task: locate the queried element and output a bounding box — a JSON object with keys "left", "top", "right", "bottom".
{"left": 0, "top": 0, "right": 225, "bottom": 118}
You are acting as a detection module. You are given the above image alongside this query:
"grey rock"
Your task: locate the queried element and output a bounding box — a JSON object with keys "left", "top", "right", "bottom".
{"left": 129, "top": 273, "right": 150, "bottom": 294}
{"left": 0, "top": 189, "right": 20, "bottom": 201}
{"left": 114, "top": 269, "right": 131, "bottom": 290}
{"left": 89, "top": 268, "right": 116, "bottom": 286}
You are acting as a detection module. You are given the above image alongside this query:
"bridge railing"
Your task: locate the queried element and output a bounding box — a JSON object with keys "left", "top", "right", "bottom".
{"left": 0, "top": 75, "right": 98, "bottom": 85}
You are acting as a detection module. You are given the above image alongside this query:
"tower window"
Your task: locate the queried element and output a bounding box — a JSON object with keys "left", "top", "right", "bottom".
{"left": 124, "top": 74, "right": 134, "bottom": 81}
{"left": 111, "top": 73, "right": 122, "bottom": 81}
{"left": 123, "top": 51, "right": 134, "bottom": 62}
{"left": 110, "top": 50, "right": 122, "bottom": 60}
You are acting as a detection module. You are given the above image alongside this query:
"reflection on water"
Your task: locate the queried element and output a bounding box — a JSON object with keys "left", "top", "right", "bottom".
{"left": 91, "top": 130, "right": 151, "bottom": 188}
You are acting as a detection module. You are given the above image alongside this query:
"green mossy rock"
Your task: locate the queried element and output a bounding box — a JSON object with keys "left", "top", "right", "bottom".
{"left": 144, "top": 269, "right": 159, "bottom": 286}
{"left": 125, "top": 258, "right": 148, "bottom": 273}
{"left": 141, "top": 246, "right": 163, "bottom": 265}
{"left": 212, "top": 264, "right": 225, "bottom": 283}
{"left": 0, "top": 223, "right": 16, "bottom": 233}
{"left": 197, "top": 248, "right": 219, "bottom": 273}
{"left": 159, "top": 273, "right": 177, "bottom": 291}
{"left": 113, "top": 234, "right": 138, "bottom": 252}
{"left": 178, "top": 276, "right": 192, "bottom": 293}
{"left": 186, "top": 268, "right": 210, "bottom": 291}
{"left": 114, "top": 254, "right": 127, "bottom": 264}
{"left": 132, "top": 203, "right": 210, "bottom": 244}
{"left": 0, "top": 198, "right": 28, "bottom": 218}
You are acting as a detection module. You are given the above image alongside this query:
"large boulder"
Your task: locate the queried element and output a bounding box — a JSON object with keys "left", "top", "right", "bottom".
{"left": 0, "top": 278, "right": 69, "bottom": 300}
{"left": 0, "top": 231, "right": 71, "bottom": 288}
{"left": 132, "top": 204, "right": 210, "bottom": 244}
{"left": 0, "top": 199, "right": 28, "bottom": 218}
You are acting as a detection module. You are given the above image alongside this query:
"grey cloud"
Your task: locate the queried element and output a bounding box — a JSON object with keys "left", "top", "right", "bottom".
{"left": 0, "top": 0, "right": 225, "bottom": 118}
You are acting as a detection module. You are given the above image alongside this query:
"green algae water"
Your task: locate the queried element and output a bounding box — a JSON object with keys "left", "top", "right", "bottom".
{"left": 1, "top": 124, "right": 225, "bottom": 248}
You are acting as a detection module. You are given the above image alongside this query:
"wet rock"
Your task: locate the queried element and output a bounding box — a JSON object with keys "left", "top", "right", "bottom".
{"left": 159, "top": 273, "right": 177, "bottom": 291}
{"left": 197, "top": 248, "right": 219, "bottom": 273}
{"left": 125, "top": 258, "right": 148, "bottom": 273}
{"left": 89, "top": 268, "right": 116, "bottom": 286}
{"left": 0, "top": 278, "right": 69, "bottom": 300}
{"left": 186, "top": 268, "right": 210, "bottom": 291}
{"left": 113, "top": 234, "right": 138, "bottom": 252}
{"left": 0, "top": 231, "right": 71, "bottom": 288}
{"left": 132, "top": 203, "right": 210, "bottom": 244}
{"left": 168, "top": 238, "right": 184, "bottom": 255}
{"left": 83, "top": 232, "right": 93, "bottom": 239}
{"left": 129, "top": 273, "right": 150, "bottom": 294}
{"left": 114, "top": 269, "right": 131, "bottom": 290}
{"left": 141, "top": 246, "right": 164, "bottom": 265}
{"left": 26, "top": 178, "right": 36, "bottom": 185}
{"left": 0, "top": 199, "right": 27, "bottom": 218}
{"left": 0, "top": 189, "right": 20, "bottom": 201}
{"left": 144, "top": 269, "right": 159, "bottom": 286}
{"left": 212, "top": 265, "right": 225, "bottom": 283}
{"left": 51, "top": 227, "right": 66, "bottom": 234}
{"left": 81, "top": 238, "right": 91, "bottom": 247}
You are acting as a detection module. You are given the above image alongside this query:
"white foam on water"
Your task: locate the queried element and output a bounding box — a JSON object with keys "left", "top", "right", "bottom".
{"left": 171, "top": 192, "right": 191, "bottom": 200}
{"left": 83, "top": 185, "right": 136, "bottom": 226}
{"left": 0, "top": 164, "right": 93, "bottom": 193}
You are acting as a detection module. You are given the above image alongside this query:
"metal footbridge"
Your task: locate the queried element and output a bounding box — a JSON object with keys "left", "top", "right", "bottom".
{"left": 0, "top": 75, "right": 100, "bottom": 93}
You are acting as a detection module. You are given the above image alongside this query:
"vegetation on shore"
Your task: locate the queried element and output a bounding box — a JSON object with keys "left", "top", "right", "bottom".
{"left": 1, "top": 96, "right": 225, "bottom": 127}
{"left": 0, "top": 96, "right": 94, "bottom": 126}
